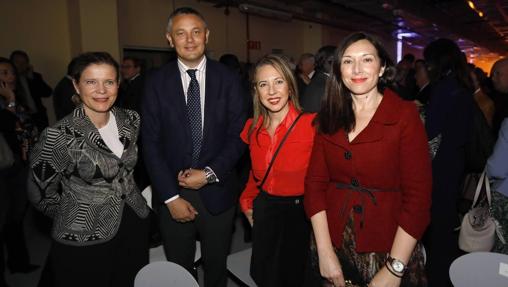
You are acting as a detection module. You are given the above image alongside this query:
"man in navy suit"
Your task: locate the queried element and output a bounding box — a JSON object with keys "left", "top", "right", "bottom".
{"left": 142, "top": 7, "right": 246, "bottom": 287}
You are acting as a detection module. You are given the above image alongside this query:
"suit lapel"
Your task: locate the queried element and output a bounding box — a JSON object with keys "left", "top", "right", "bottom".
{"left": 72, "top": 106, "right": 112, "bottom": 154}
{"left": 112, "top": 107, "right": 134, "bottom": 157}
{"left": 166, "top": 62, "right": 192, "bottom": 142}
{"left": 203, "top": 59, "right": 217, "bottom": 149}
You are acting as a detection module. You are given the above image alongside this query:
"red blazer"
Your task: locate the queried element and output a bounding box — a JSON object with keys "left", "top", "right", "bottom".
{"left": 304, "top": 89, "right": 432, "bottom": 252}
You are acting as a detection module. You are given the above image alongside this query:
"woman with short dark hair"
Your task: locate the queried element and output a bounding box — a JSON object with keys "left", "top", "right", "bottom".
{"left": 28, "top": 52, "right": 150, "bottom": 287}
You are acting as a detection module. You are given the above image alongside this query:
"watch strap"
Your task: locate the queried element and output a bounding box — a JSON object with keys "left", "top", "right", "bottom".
{"left": 385, "top": 260, "right": 403, "bottom": 278}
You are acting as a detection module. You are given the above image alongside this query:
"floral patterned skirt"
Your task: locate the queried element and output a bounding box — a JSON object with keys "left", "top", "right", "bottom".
{"left": 310, "top": 215, "right": 427, "bottom": 287}
{"left": 492, "top": 191, "right": 508, "bottom": 254}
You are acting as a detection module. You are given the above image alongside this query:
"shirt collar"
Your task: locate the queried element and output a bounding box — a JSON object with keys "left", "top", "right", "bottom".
{"left": 129, "top": 73, "right": 141, "bottom": 81}
{"left": 257, "top": 101, "right": 300, "bottom": 134}
{"left": 177, "top": 56, "right": 207, "bottom": 75}
{"left": 419, "top": 82, "right": 429, "bottom": 92}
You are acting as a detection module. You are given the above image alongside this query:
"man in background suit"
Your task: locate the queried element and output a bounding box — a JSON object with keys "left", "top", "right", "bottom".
{"left": 300, "top": 45, "right": 335, "bottom": 112}
{"left": 118, "top": 56, "right": 144, "bottom": 114}
{"left": 142, "top": 7, "right": 246, "bottom": 287}
{"left": 10, "top": 50, "right": 52, "bottom": 131}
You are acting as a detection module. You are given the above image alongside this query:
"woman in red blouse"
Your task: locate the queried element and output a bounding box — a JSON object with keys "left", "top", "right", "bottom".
{"left": 239, "top": 54, "right": 315, "bottom": 286}
{"left": 304, "top": 32, "right": 431, "bottom": 287}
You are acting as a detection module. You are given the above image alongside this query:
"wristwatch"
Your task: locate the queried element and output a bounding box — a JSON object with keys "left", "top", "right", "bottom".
{"left": 386, "top": 255, "right": 407, "bottom": 274}
{"left": 204, "top": 167, "right": 217, "bottom": 184}
{"left": 7, "top": 101, "right": 16, "bottom": 108}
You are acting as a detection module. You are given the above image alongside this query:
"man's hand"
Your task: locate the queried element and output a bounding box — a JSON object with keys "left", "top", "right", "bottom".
{"left": 166, "top": 197, "right": 198, "bottom": 222}
{"left": 178, "top": 169, "right": 207, "bottom": 190}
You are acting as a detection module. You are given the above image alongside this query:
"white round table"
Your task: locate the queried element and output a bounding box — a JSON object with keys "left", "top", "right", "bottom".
{"left": 449, "top": 252, "right": 508, "bottom": 287}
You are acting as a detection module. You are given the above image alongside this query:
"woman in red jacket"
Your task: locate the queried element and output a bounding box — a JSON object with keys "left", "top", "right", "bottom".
{"left": 304, "top": 32, "right": 431, "bottom": 287}
{"left": 240, "top": 54, "right": 315, "bottom": 286}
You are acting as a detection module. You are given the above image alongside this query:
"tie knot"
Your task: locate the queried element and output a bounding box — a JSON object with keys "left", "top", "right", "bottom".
{"left": 187, "top": 69, "right": 197, "bottom": 80}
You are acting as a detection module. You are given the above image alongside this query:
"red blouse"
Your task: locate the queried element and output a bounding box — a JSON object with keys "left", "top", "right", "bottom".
{"left": 304, "top": 89, "right": 432, "bottom": 252}
{"left": 239, "top": 105, "right": 316, "bottom": 212}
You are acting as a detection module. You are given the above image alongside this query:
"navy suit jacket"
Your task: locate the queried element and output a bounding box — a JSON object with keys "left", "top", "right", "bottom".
{"left": 142, "top": 59, "right": 247, "bottom": 214}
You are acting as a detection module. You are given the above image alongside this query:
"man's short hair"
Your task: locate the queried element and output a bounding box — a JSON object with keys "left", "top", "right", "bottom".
{"left": 299, "top": 53, "right": 315, "bottom": 63}
{"left": 166, "top": 7, "right": 207, "bottom": 32}
{"left": 402, "top": 53, "right": 415, "bottom": 63}
{"left": 9, "top": 50, "right": 30, "bottom": 62}
{"left": 491, "top": 58, "right": 508, "bottom": 75}
{"left": 123, "top": 56, "right": 142, "bottom": 68}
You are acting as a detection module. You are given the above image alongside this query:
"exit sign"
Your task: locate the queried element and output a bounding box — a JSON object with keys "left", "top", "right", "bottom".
{"left": 247, "top": 40, "right": 261, "bottom": 50}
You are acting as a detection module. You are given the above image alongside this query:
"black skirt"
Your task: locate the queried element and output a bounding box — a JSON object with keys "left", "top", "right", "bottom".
{"left": 250, "top": 190, "right": 310, "bottom": 287}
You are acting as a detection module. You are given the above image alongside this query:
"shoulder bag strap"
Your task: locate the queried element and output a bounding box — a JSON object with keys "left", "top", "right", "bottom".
{"left": 258, "top": 112, "right": 304, "bottom": 190}
{"left": 472, "top": 169, "right": 492, "bottom": 207}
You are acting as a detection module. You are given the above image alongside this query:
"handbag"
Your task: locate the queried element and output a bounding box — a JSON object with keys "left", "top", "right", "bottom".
{"left": 458, "top": 170, "right": 500, "bottom": 252}
{"left": 0, "top": 133, "right": 14, "bottom": 170}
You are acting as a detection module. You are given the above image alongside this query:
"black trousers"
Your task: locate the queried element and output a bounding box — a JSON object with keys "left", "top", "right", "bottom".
{"left": 251, "top": 191, "right": 310, "bottom": 287}
{"left": 48, "top": 205, "right": 149, "bottom": 287}
{"left": 158, "top": 189, "right": 235, "bottom": 287}
{"left": 1, "top": 162, "right": 32, "bottom": 271}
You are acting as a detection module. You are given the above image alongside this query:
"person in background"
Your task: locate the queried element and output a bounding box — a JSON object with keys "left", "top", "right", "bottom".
{"left": 296, "top": 53, "right": 316, "bottom": 96}
{"left": 300, "top": 45, "right": 336, "bottom": 113}
{"left": 0, "top": 57, "right": 40, "bottom": 284}
{"left": 487, "top": 118, "right": 508, "bottom": 254}
{"left": 469, "top": 65, "right": 495, "bottom": 127}
{"left": 395, "top": 53, "right": 417, "bottom": 100}
{"left": 53, "top": 58, "right": 79, "bottom": 120}
{"left": 305, "top": 32, "right": 431, "bottom": 287}
{"left": 28, "top": 52, "right": 150, "bottom": 287}
{"left": 240, "top": 54, "right": 315, "bottom": 286}
{"left": 117, "top": 56, "right": 150, "bottom": 191}
{"left": 142, "top": 7, "right": 246, "bottom": 287}
{"left": 490, "top": 58, "right": 508, "bottom": 135}
{"left": 117, "top": 56, "right": 144, "bottom": 113}
{"left": 9, "top": 50, "right": 52, "bottom": 131}
{"left": 414, "top": 59, "right": 431, "bottom": 107}
{"left": 423, "top": 38, "right": 473, "bottom": 287}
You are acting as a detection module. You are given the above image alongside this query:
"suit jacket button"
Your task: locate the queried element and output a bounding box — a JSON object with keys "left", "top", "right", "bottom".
{"left": 344, "top": 151, "right": 352, "bottom": 160}
{"left": 351, "top": 178, "right": 359, "bottom": 187}
{"left": 353, "top": 204, "right": 363, "bottom": 213}
{"left": 121, "top": 194, "right": 126, "bottom": 199}
{"left": 119, "top": 178, "right": 124, "bottom": 183}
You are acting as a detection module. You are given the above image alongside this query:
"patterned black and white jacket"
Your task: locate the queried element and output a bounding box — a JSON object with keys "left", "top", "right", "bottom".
{"left": 28, "top": 106, "right": 149, "bottom": 246}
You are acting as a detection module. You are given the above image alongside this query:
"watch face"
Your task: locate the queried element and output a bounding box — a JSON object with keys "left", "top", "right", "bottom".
{"left": 392, "top": 260, "right": 404, "bottom": 273}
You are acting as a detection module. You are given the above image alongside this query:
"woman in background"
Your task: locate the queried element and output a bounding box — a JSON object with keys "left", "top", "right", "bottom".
{"left": 0, "top": 57, "right": 39, "bottom": 286}
{"left": 487, "top": 118, "right": 508, "bottom": 254}
{"left": 423, "top": 38, "right": 474, "bottom": 287}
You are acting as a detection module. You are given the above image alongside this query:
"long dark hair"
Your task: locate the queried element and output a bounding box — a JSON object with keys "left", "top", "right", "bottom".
{"left": 424, "top": 38, "right": 472, "bottom": 91}
{"left": 315, "top": 32, "right": 396, "bottom": 135}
